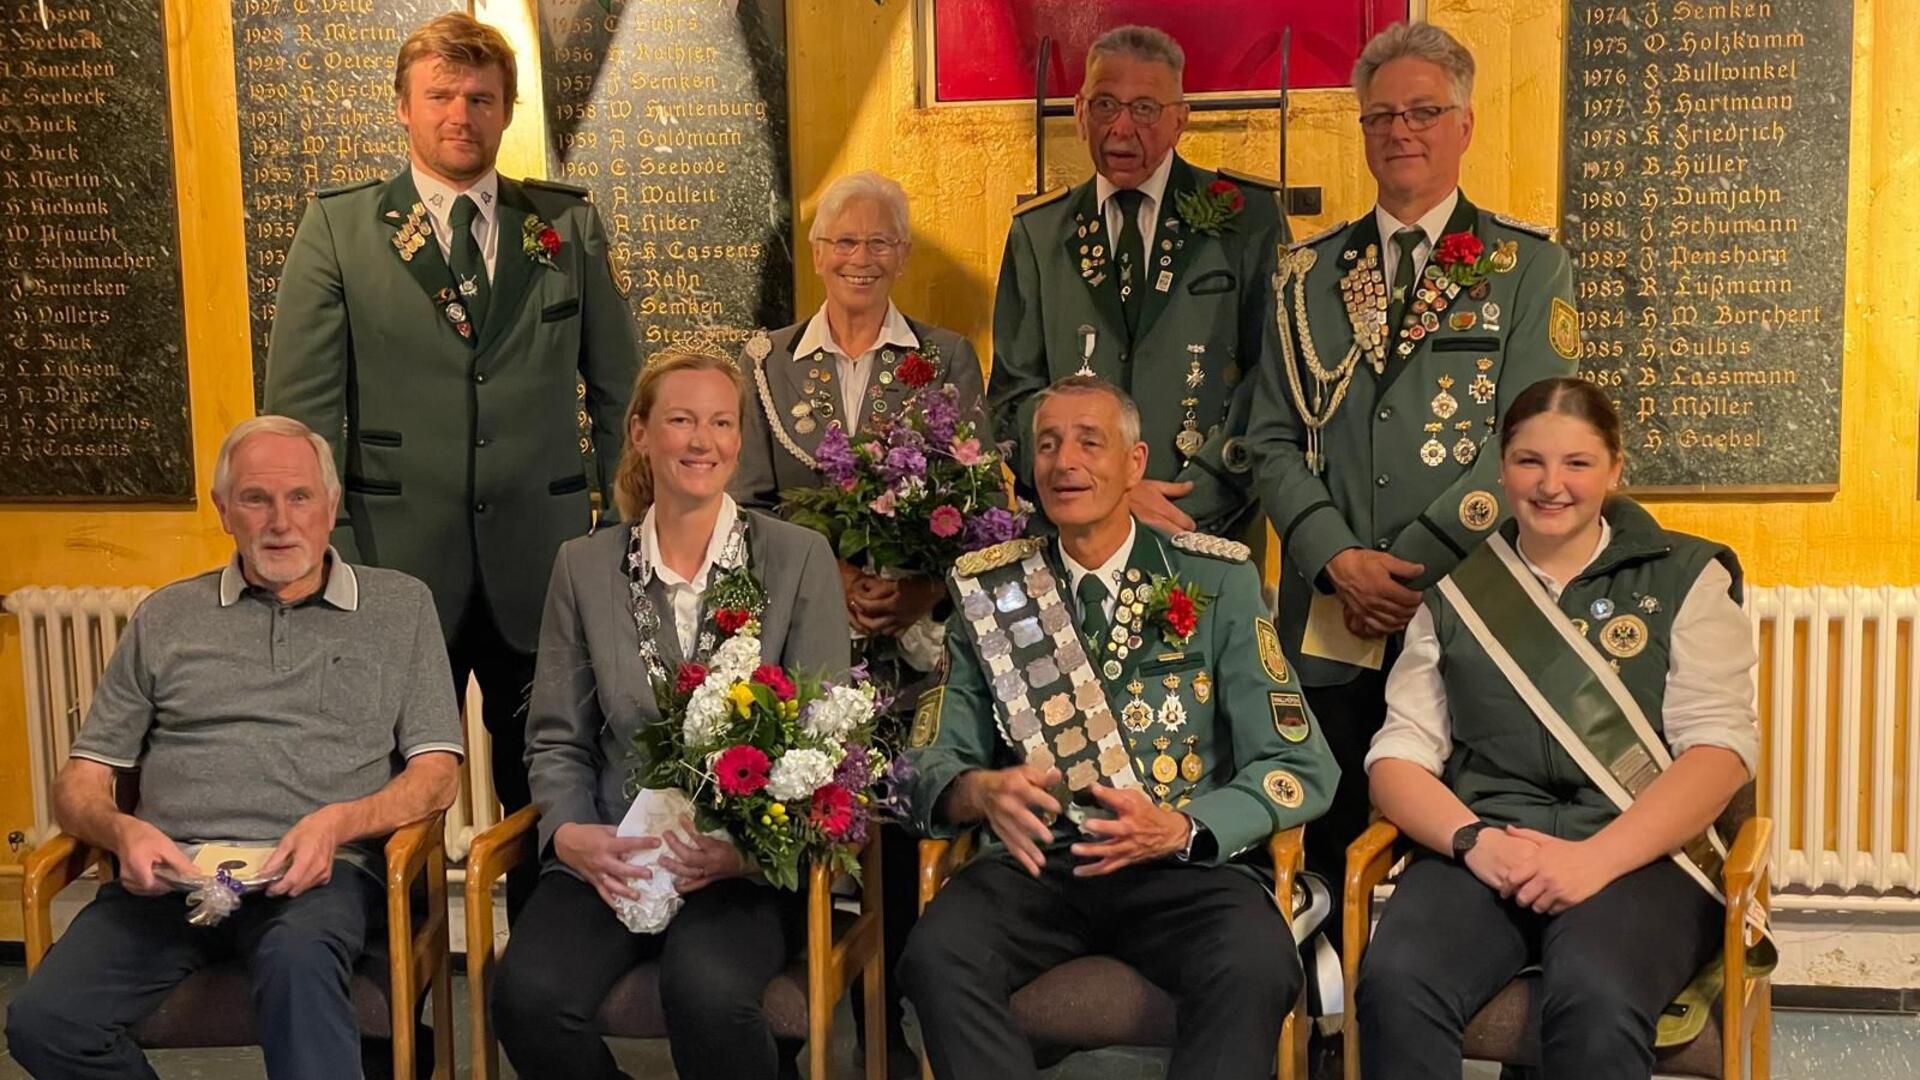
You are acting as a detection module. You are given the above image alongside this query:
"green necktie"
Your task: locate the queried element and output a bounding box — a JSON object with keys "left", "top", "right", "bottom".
{"left": 1077, "top": 573, "right": 1111, "bottom": 651}
{"left": 1386, "top": 226, "right": 1425, "bottom": 341}
{"left": 1112, "top": 188, "right": 1148, "bottom": 338}
{"left": 450, "top": 194, "right": 491, "bottom": 333}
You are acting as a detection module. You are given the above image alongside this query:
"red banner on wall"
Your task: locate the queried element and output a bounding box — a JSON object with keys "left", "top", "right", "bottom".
{"left": 929, "top": 0, "right": 1410, "bottom": 102}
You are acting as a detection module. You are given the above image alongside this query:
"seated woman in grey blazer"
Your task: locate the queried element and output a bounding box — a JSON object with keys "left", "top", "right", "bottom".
{"left": 492, "top": 341, "right": 851, "bottom": 1080}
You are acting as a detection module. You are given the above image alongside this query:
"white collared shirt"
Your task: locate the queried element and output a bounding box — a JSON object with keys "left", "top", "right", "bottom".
{"left": 792, "top": 301, "right": 919, "bottom": 430}
{"left": 1059, "top": 519, "right": 1138, "bottom": 624}
{"left": 1097, "top": 152, "right": 1175, "bottom": 260}
{"left": 640, "top": 495, "right": 740, "bottom": 657}
{"left": 411, "top": 165, "right": 501, "bottom": 281}
{"left": 1367, "top": 518, "right": 1763, "bottom": 778}
{"left": 218, "top": 546, "right": 358, "bottom": 610}
{"left": 1374, "top": 187, "right": 1461, "bottom": 300}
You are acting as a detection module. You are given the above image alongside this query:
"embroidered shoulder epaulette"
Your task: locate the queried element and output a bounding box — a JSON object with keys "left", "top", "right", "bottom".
{"left": 1491, "top": 212, "right": 1553, "bottom": 239}
{"left": 523, "top": 177, "right": 591, "bottom": 199}
{"left": 316, "top": 178, "right": 380, "bottom": 198}
{"left": 955, "top": 537, "right": 1046, "bottom": 577}
{"left": 1171, "top": 531, "right": 1251, "bottom": 563}
{"left": 1288, "top": 219, "right": 1349, "bottom": 251}
{"left": 1216, "top": 167, "right": 1281, "bottom": 191}
{"left": 1012, "top": 186, "right": 1070, "bottom": 216}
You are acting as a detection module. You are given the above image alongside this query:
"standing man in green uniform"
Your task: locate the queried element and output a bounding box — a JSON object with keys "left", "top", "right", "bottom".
{"left": 264, "top": 13, "right": 638, "bottom": 838}
{"left": 899, "top": 376, "right": 1337, "bottom": 1079}
{"left": 991, "top": 26, "right": 1288, "bottom": 538}
{"left": 1246, "top": 21, "right": 1580, "bottom": 944}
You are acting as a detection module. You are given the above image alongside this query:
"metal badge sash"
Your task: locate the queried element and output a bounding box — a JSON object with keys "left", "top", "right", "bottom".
{"left": 952, "top": 542, "right": 1142, "bottom": 793}
{"left": 1437, "top": 535, "right": 1776, "bottom": 968}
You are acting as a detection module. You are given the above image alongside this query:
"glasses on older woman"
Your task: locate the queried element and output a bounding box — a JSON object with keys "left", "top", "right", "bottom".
{"left": 820, "top": 236, "right": 902, "bottom": 258}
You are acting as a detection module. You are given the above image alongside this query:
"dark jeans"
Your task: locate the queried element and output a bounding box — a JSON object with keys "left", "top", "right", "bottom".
{"left": 5, "top": 865, "right": 380, "bottom": 1080}
{"left": 1356, "top": 856, "right": 1720, "bottom": 1080}
{"left": 900, "top": 851, "right": 1300, "bottom": 1080}
{"left": 1301, "top": 667, "right": 1392, "bottom": 956}
{"left": 492, "top": 870, "right": 806, "bottom": 1080}
{"left": 448, "top": 597, "right": 537, "bottom": 916}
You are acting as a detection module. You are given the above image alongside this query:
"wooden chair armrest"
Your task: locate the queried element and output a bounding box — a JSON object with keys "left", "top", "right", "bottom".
{"left": 1342, "top": 819, "right": 1401, "bottom": 1080}
{"left": 23, "top": 832, "right": 103, "bottom": 972}
{"left": 466, "top": 806, "right": 539, "bottom": 1080}
{"left": 468, "top": 805, "right": 541, "bottom": 892}
{"left": 1268, "top": 825, "right": 1306, "bottom": 925}
{"left": 385, "top": 811, "right": 444, "bottom": 891}
{"left": 1722, "top": 815, "right": 1773, "bottom": 994}
{"left": 917, "top": 830, "right": 976, "bottom": 912}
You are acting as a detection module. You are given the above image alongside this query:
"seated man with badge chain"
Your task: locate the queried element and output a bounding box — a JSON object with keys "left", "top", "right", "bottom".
{"left": 1246, "top": 21, "right": 1579, "bottom": 945}
{"left": 898, "top": 376, "right": 1339, "bottom": 1079}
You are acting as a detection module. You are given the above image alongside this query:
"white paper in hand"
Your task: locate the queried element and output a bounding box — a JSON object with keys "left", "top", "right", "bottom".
{"left": 611, "top": 788, "right": 733, "bottom": 934}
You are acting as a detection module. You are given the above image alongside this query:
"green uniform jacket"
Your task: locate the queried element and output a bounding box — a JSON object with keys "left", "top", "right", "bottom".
{"left": 903, "top": 522, "right": 1339, "bottom": 874}
{"left": 989, "top": 156, "right": 1288, "bottom": 535}
{"left": 1426, "top": 498, "right": 1742, "bottom": 841}
{"left": 263, "top": 171, "right": 639, "bottom": 653}
{"left": 1248, "top": 194, "right": 1578, "bottom": 686}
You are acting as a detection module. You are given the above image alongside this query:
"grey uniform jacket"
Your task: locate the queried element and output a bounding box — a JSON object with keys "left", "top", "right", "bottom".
{"left": 733, "top": 315, "right": 988, "bottom": 511}
{"left": 523, "top": 509, "right": 852, "bottom": 867}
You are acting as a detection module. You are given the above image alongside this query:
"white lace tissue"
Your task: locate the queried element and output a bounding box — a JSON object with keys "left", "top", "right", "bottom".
{"left": 611, "top": 788, "right": 734, "bottom": 934}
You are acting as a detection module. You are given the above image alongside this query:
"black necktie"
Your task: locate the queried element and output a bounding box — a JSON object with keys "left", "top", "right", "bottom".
{"left": 450, "top": 194, "right": 491, "bottom": 333}
{"left": 1077, "top": 574, "right": 1111, "bottom": 649}
{"left": 1113, "top": 188, "right": 1148, "bottom": 337}
{"left": 1386, "top": 226, "right": 1425, "bottom": 340}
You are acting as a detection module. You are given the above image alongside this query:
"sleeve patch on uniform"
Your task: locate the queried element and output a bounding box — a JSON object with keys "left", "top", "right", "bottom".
{"left": 911, "top": 687, "right": 944, "bottom": 748}
{"left": 1459, "top": 490, "right": 1499, "bottom": 532}
{"left": 1255, "top": 618, "right": 1290, "bottom": 684}
{"left": 1270, "top": 691, "right": 1311, "bottom": 743}
{"left": 1550, "top": 297, "right": 1581, "bottom": 360}
{"left": 1263, "top": 769, "right": 1305, "bottom": 808}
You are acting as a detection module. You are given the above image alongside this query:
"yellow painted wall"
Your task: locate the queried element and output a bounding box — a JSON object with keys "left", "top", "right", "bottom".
{"left": 1, "top": 0, "right": 1915, "bottom": 898}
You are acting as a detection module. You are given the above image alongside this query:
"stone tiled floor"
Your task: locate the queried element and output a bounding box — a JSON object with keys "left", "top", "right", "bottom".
{"left": 5, "top": 961, "right": 1920, "bottom": 1078}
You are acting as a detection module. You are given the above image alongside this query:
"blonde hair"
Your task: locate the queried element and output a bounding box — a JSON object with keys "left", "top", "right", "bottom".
{"left": 613, "top": 342, "right": 748, "bottom": 521}
{"left": 394, "top": 12, "right": 518, "bottom": 107}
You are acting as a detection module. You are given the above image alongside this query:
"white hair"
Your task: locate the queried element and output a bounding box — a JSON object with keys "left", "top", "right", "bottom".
{"left": 1031, "top": 376, "right": 1143, "bottom": 448}
{"left": 1352, "top": 22, "right": 1475, "bottom": 107}
{"left": 1086, "top": 25, "right": 1186, "bottom": 85}
{"left": 212, "top": 415, "right": 340, "bottom": 504}
{"left": 809, "top": 171, "right": 911, "bottom": 243}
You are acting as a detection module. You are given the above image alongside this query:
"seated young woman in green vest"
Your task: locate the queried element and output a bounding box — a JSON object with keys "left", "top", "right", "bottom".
{"left": 1356, "top": 376, "right": 1760, "bottom": 1080}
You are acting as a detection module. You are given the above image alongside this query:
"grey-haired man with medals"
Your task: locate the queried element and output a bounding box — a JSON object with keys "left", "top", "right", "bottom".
{"left": 1246, "top": 21, "right": 1578, "bottom": 949}
{"left": 899, "top": 377, "right": 1338, "bottom": 1079}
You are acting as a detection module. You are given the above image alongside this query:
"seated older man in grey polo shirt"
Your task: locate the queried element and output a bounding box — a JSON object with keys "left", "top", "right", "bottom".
{"left": 5, "top": 415, "right": 464, "bottom": 1080}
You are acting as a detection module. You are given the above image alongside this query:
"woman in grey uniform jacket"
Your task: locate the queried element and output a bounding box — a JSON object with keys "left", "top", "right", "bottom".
{"left": 1357, "top": 378, "right": 1762, "bottom": 1080}
{"left": 492, "top": 342, "right": 851, "bottom": 1080}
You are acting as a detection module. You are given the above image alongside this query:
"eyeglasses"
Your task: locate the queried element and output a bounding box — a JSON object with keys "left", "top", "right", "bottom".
{"left": 1358, "top": 104, "right": 1460, "bottom": 134}
{"left": 820, "top": 237, "right": 902, "bottom": 257}
{"left": 1082, "top": 94, "right": 1184, "bottom": 127}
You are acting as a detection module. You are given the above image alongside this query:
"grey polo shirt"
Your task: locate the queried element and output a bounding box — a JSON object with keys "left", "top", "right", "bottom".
{"left": 71, "top": 552, "right": 463, "bottom": 870}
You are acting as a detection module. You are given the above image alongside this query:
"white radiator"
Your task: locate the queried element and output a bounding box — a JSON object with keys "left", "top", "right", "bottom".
{"left": 4, "top": 586, "right": 501, "bottom": 858}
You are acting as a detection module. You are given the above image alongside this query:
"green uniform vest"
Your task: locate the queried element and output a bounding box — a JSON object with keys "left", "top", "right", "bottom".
{"left": 1426, "top": 498, "right": 1742, "bottom": 840}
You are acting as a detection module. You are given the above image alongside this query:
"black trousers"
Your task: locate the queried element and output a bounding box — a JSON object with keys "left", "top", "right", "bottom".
{"left": 493, "top": 870, "right": 806, "bottom": 1080}
{"left": 448, "top": 597, "right": 537, "bottom": 916}
{"left": 1301, "top": 667, "right": 1392, "bottom": 956}
{"left": 1356, "top": 856, "right": 1720, "bottom": 1080}
{"left": 5, "top": 867, "right": 379, "bottom": 1080}
{"left": 899, "top": 851, "right": 1301, "bottom": 1080}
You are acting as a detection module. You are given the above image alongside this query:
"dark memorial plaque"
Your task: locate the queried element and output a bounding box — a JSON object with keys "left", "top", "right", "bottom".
{"left": 540, "top": 0, "right": 794, "bottom": 351}
{"left": 1561, "top": 0, "right": 1851, "bottom": 492}
{"left": 0, "top": 3, "right": 193, "bottom": 501}
{"left": 231, "top": 0, "right": 453, "bottom": 395}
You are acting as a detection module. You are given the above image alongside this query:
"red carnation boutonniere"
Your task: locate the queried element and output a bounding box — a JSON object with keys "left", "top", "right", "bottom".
{"left": 1174, "top": 178, "right": 1245, "bottom": 237}
{"left": 674, "top": 662, "right": 710, "bottom": 695}
{"left": 713, "top": 607, "right": 752, "bottom": 634}
{"left": 1143, "top": 572, "right": 1212, "bottom": 647}
{"left": 1431, "top": 230, "right": 1517, "bottom": 288}
{"left": 522, "top": 215, "right": 562, "bottom": 270}
{"left": 896, "top": 350, "right": 937, "bottom": 389}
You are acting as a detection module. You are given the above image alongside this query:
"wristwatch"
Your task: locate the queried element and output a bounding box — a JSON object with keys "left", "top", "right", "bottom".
{"left": 1176, "top": 815, "right": 1213, "bottom": 863}
{"left": 1450, "top": 820, "right": 1493, "bottom": 863}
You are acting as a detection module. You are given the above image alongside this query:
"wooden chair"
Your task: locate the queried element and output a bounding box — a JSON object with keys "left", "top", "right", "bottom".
{"left": 22, "top": 810, "right": 455, "bottom": 1079}
{"left": 464, "top": 804, "right": 888, "bottom": 1080}
{"left": 915, "top": 826, "right": 1313, "bottom": 1080}
{"left": 1340, "top": 815, "right": 1773, "bottom": 1080}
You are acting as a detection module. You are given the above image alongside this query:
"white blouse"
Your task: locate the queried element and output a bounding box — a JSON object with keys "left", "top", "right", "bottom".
{"left": 1366, "top": 520, "right": 1761, "bottom": 778}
